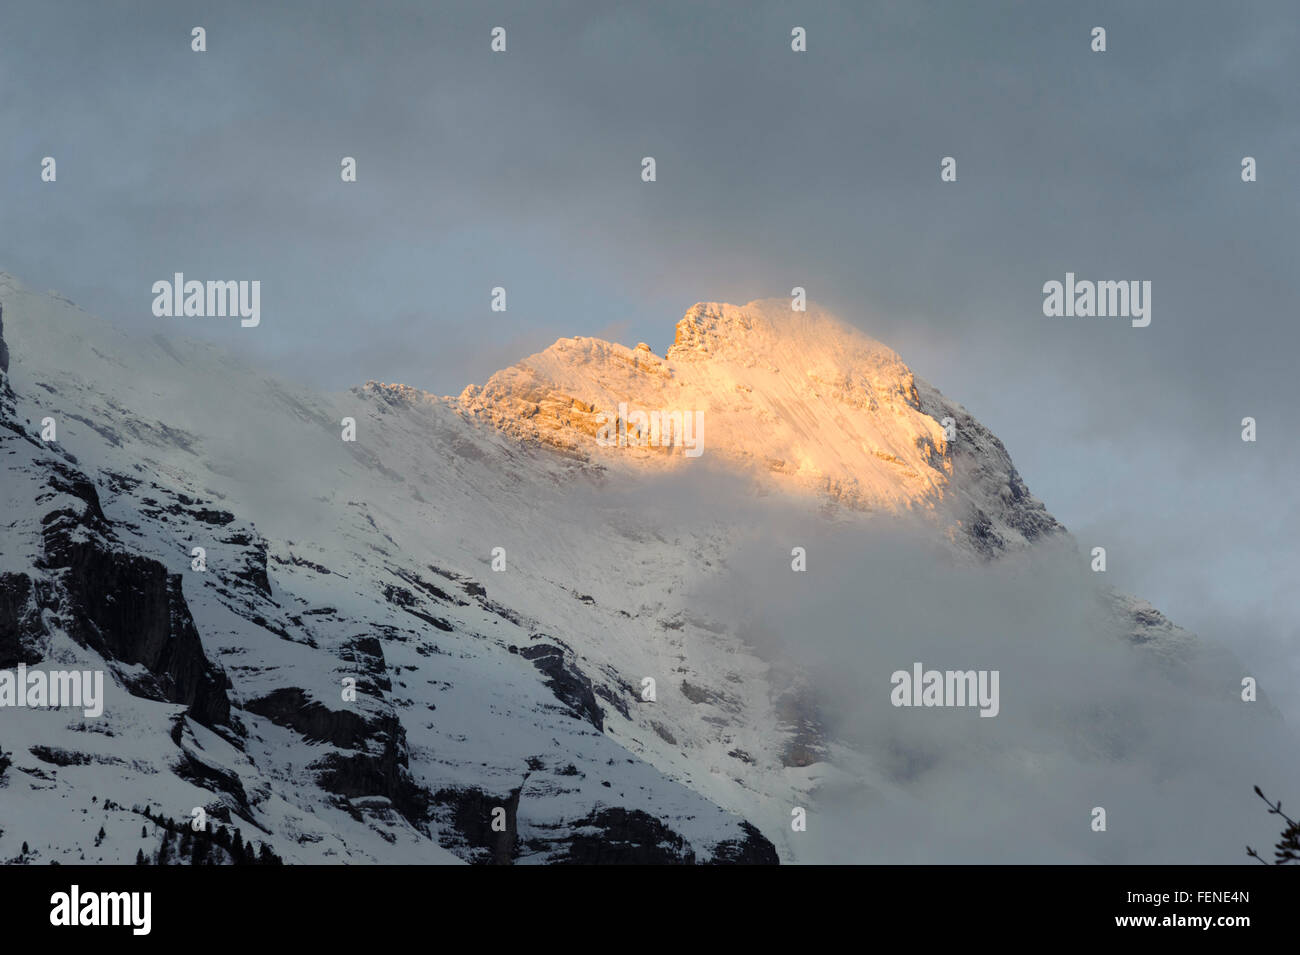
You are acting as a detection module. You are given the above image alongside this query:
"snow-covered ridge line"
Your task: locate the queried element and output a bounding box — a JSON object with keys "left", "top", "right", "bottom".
{"left": 0, "top": 274, "right": 1205, "bottom": 864}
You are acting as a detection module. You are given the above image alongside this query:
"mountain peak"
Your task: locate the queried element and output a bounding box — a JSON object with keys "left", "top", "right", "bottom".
{"left": 454, "top": 298, "right": 1064, "bottom": 555}
{"left": 454, "top": 300, "right": 946, "bottom": 527}
{"left": 666, "top": 299, "right": 899, "bottom": 369}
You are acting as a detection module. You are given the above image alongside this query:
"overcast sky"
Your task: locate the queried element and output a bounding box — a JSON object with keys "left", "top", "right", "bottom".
{"left": 2, "top": 0, "right": 1296, "bottom": 701}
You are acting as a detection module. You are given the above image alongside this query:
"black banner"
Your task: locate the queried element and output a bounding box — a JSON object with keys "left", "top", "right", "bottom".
{"left": 0, "top": 864, "right": 1284, "bottom": 941}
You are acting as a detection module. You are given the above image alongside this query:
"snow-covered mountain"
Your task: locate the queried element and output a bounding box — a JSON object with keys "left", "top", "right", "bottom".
{"left": 460, "top": 300, "right": 1064, "bottom": 553}
{"left": 0, "top": 275, "right": 1261, "bottom": 865}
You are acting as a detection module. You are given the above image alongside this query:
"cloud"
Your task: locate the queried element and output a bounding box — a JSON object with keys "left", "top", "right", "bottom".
{"left": 688, "top": 508, "right": 1299, "bottom": 863}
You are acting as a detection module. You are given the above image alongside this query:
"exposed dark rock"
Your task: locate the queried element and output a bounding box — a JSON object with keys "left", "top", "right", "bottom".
{"left": 179, "top": 505, "right": 235, "bottom": 526}
{"left": 43, "top": 460, "right": 109, "bottom": 528}
{"left": 0, "top": 573, "right": 42, "bottom": 668}
{"left": 680, "top": 680, "right": 713, "bottom": 704}
{"left": 248, "top": 614, "right": 292, "bottom": 641}
{"left": 382, "top": 584, "right": 418, "bottom": 609}
{"left": 706, "top": 821, "right": 780, "bottom": 865}
{"left": 29, "top": 745, "right": 94, "bottom": 767}
{"left": 432, "top": 740, "right": 753, "bottom": 867}
{"left": 167, "top": 493, "right": 235, "bottom": 527}
{"left": 431, "top": 783, "right": 523, "bottom": 864}
{"left": 481, "top": 598, "right": 523, "bottom": 626}
{"left": 518, "top": 643, "right": 604, "bottom": 730}
{"left": 679, "top": 679, "right": 741, "bottom": 712}
{"left": 384, "top": 583, "right": 456, "bottom": 632}
{"left": 340, "top": 635, "right": 392, "bottom": 693}
{"left": 246, "top": 687, "right": 429, "bottom": 829}
{"left": 65, "top": 412, "right": 122, "bottom": 448}
{"left": 915, "top": 386, "right": 1066, "bottom": 555}
{"left": 559, "top": 808, "right": 695, "bottom": 864}
{"left": 219, "top": 532, "right": 272, "bottom": 597}
{"left": 394, "top": 567, "right": 464, "bottom": 606}
{"left": 33, "top": 467, "right": 233, "bottom": 730}
{"left": 46, "top": 538, "right": 231, "bottom": 729}
{"left": 245, "top": 687, "right": 374, "bottom": 749}
{"left": 314, "top": 743, "right": 428, "bottom": 830}
{"left": 651, "top": 721, "right": 678, "bottom": 745}
{"left": 171, "top": 751, "right": 254, "bottom": 822}
{"left": 270, "top": 553, "right": 331, "bottom": 573}
{"left": 594, "top": 681, "right": 631, "bottom": 720}
{"left": 968, "top": 510, "right": 1003, "bottom": 556}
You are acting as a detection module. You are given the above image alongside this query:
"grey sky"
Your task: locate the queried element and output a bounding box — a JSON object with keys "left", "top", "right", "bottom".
{"left": 2, "top": 1, "right": 1296, "bottom": 706}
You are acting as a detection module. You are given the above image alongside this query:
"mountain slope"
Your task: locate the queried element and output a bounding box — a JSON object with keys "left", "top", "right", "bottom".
{"left": 2, "top": 275, "right": 1252, "bottom": 864}
{"left": 0, "top": 280, "right": 778, "bottom": 864}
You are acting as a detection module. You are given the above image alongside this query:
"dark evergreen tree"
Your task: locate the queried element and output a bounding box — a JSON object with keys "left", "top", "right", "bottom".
{"left": 1248, "top": 786, "right": 1300, "bottom": 864}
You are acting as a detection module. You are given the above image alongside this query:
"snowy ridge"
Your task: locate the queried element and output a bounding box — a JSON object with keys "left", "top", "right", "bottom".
{"left": 0, "top": 274, "right": 1200, "bottom": 863}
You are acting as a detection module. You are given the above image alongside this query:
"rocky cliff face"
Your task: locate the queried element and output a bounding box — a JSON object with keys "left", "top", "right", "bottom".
{"left": 0, "top": 326, "right": 231, "bottom": 731}
{"left": 458, "top": 300, "right": 1063, "bottom": 554}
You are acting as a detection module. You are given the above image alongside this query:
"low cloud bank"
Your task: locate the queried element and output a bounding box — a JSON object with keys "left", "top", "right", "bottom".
{"left": 678, "top": 502, "right": 1298, "bottom": 863}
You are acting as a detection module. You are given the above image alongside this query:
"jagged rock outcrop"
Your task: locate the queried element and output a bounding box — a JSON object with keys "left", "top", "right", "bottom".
{"left": 51, "top": 541, "right": 233, "bottom": 728}
{"left": 0, "top": 573, "right": 41, "bottom": 668}
{"left": 458, "top": 299, "right": 1063, "bottom": 554}
{"left": 517, "top": 643, "right": 604, "bottom": 731}
{"left": 246, "top": 685, "right": 430, "bottom": 827}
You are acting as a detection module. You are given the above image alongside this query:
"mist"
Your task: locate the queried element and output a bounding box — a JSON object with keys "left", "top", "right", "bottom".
{"left": 678, "top": 498, "right": 1298, "bottom": 863}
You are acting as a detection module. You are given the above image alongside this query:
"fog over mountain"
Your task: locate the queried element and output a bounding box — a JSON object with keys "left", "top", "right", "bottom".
{"left": 1, "top": 276, "right": 1291, "bottom": 863}
{"left": 1, "top": 1, "right": 1295, "bottom": 872}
